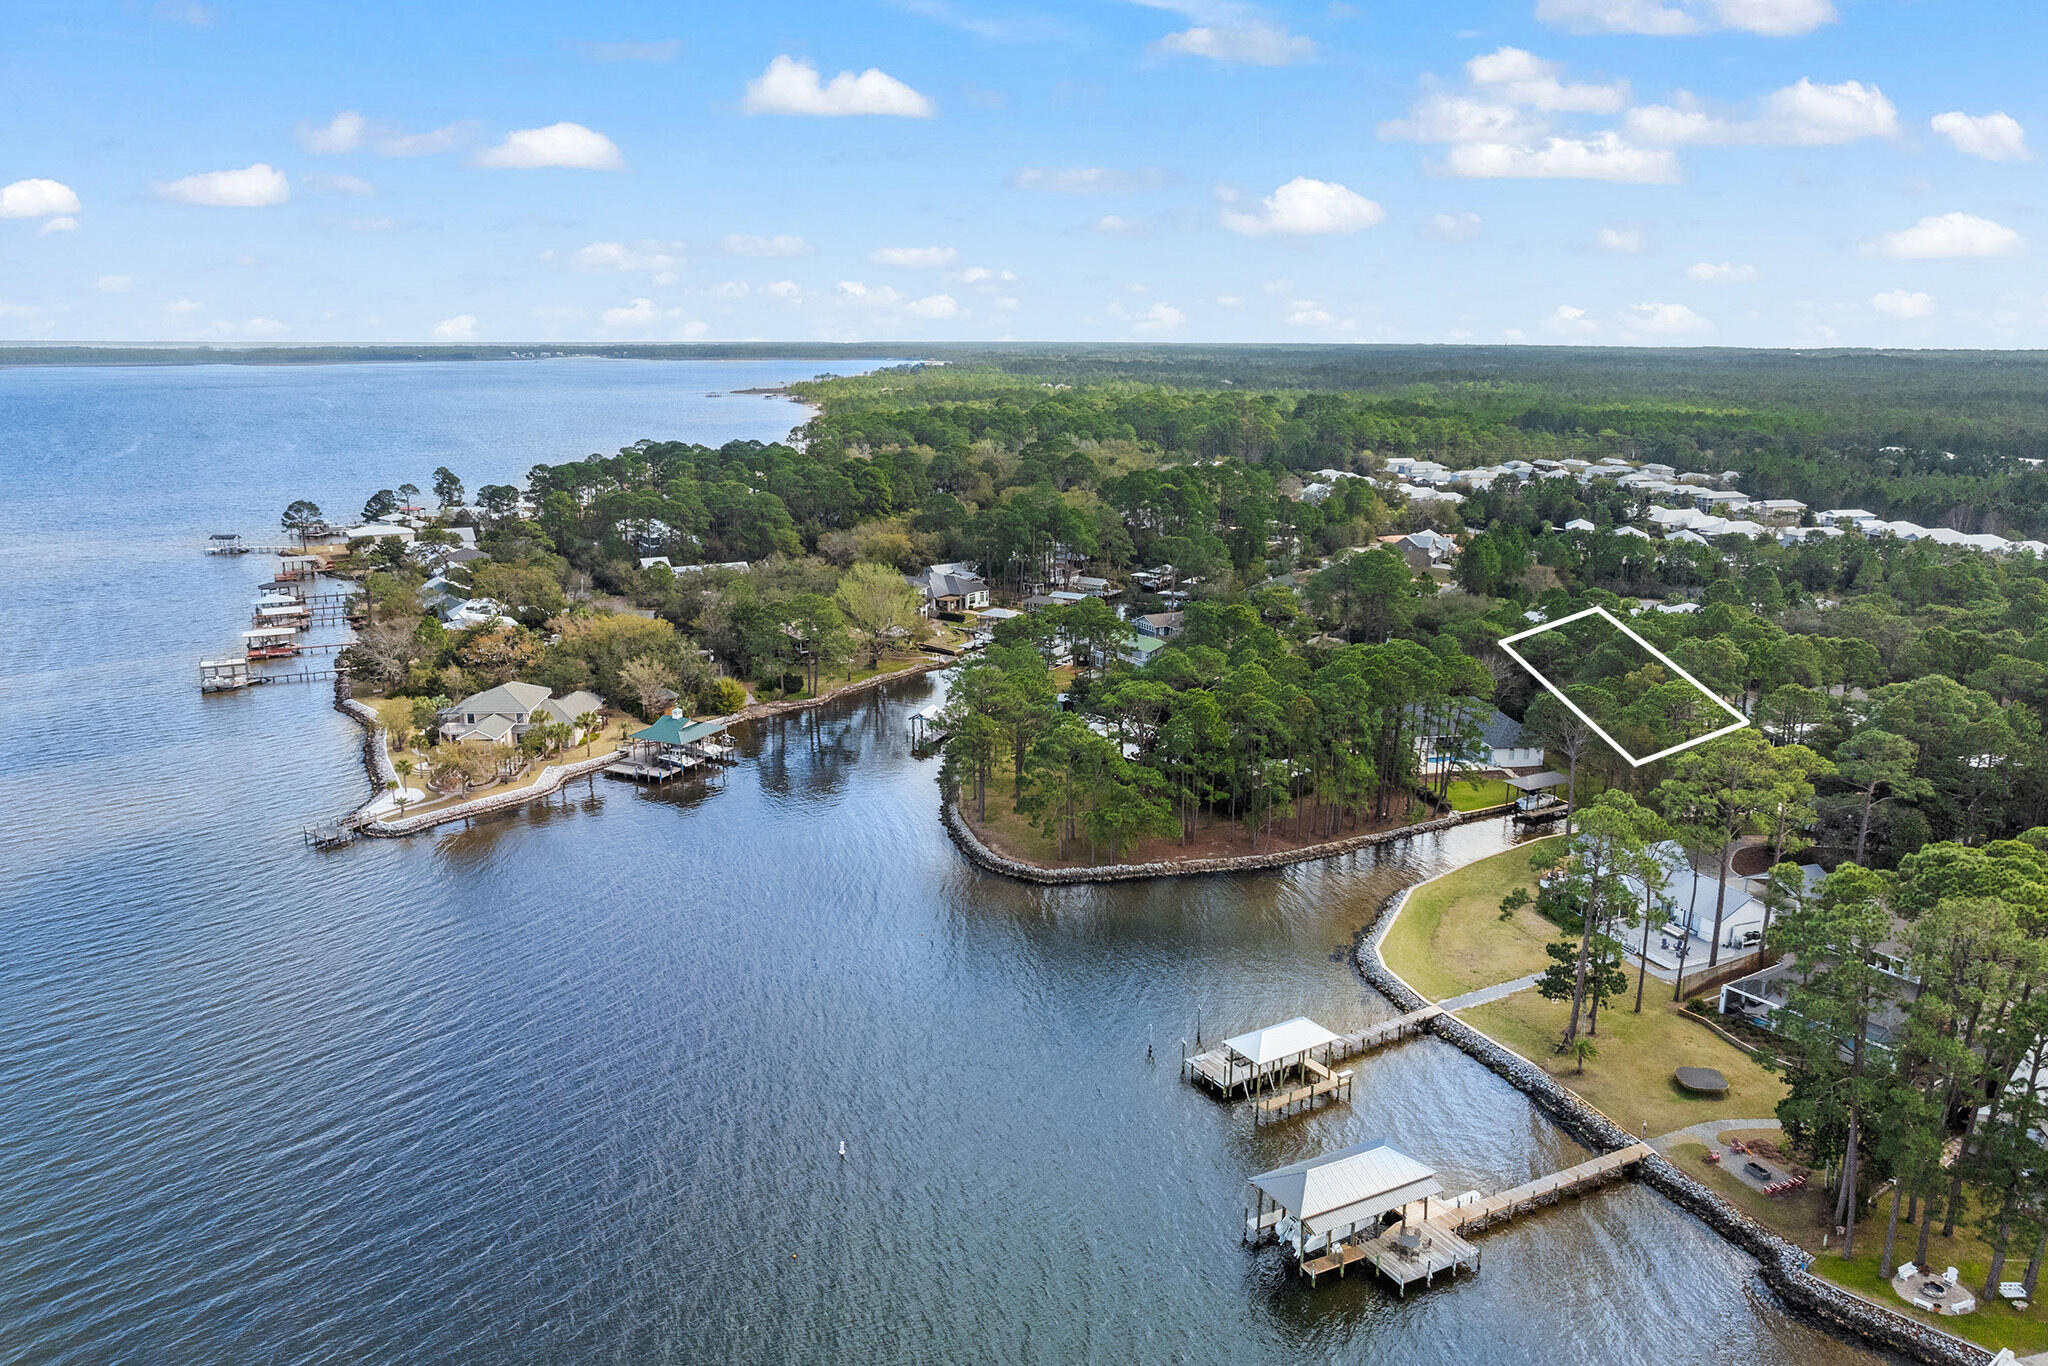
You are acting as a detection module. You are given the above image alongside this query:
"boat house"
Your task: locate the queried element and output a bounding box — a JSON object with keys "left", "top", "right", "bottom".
{"left": 1187, "top": 1017, "right": 1342, "bottom": 1098}
{"left": 1248, "top": 1137, "right": 1444, "bottom": 1260}
{"left": 608, "top": 713, "right": 736, "bottom": 782}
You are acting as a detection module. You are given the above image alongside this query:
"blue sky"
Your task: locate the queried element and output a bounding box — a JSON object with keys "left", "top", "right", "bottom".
{"left": 3, "top": 0, "right": 2043, "bottom": 347}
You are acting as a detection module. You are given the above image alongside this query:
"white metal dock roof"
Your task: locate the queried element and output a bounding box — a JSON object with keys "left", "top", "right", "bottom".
{"left": 1223, "top": 1017, "right": 1339, "bottom": 1067}
{"left": 1250, "top": 1138, "right": 1443, "bottom": 1235}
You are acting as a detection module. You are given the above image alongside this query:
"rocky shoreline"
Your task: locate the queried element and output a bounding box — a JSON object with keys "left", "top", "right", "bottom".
{"left": 322, "top": 657, "right": 952, "bottom": 840}
{"left": 941, "top": 793, "right": 1512, "bottom": 884}
{"left": 1356, "top": 883, "right": 1989, "bottom": 1366}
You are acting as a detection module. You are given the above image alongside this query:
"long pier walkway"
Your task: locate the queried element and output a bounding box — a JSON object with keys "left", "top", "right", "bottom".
{"left": 1292, "top": 1143, "right": 1654, "bottom": 1291}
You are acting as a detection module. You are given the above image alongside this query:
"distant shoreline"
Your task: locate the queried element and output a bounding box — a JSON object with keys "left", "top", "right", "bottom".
{"left": 0, "top": 344, "right": 919, "bottom": 370}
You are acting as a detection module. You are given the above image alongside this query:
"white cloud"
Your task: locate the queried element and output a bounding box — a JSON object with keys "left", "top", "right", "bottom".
{"left": 1445, "top": 133, "right": 1681, "bottom": 183}
{"left": 712, "top": 281, "right": 750, "bottom": 298}
{"left": 723, "top": 233, "right": 812, "bottom": 256}
{"left": 1221, "top": 177, "right": 1383, "bottom": 235}
{"left": 305, "top": 173, "right": 375, "bottom": 196}
{"left": 2, "top": 178, "right": 82, "bottom": 219}
{"left": 765, "top": 280, "right": 803, "bottom": 302}
{"left": 1377, "top": 93, "right": 1542, "bottom": 145}
{"left": 377, "top": 123, "right": 473, "bottom": 157}
{"left": 905, "top": 293, "right": 966, "bottom": 319}
{"left": 1627, "top": 79, "right": 1898, "bottom": 147}
{"left": 1215, "top": 294, "right": 1244, "bottom": 308}
{"left": 573, "top": 240, "right": 685, "bottom": 281}
{"left": 1466, "top": 47, "right": 1627, "bottom": 114}
{"left": 96, "top": 275, "right": 132, "bottom": 293}
{"left": 1285, "top": 301, "right": 1335, "bottom": 326}
{"left": 298, "top": 110, "right": 366, "bottom": 153}
{"left": 1544, "top": 304, "right": 1600, "bottom": 337}
{"left": 1156, "top": 21, "right": 1313, "bottom": 65}
{"left": 153, "top": 163, "right": 290, "bottom": 207}
{"left": 476, "top": 123, "right": 624, "bottom": 170}
{"left": 297, "top": 111, "right": 471, "bottom": 157}
{"left": 1686, "top": 261, "right": 1757, "bottom": 282}
{"left": 242, "top": 316, "right": 286, "bottom": 337}
{"left": 345, "top": 216, "right": 396, "bottom": 233}
{"left": 1871, "top": 289, "right": 1934, "bottom": 319}
{"left": 1093, "top": 213, "right": 1152, "bottom": 236}
{"left": 38, "top": 216, "right": 78, "bottom": 235}
{"left": 837, "top": 281, "right": 906, "bottom": 305}
{"left": 1424, "top": 211, "right": 1482, "bottom": 241}
{"left": 1930, "top": 111, "right": 2031, "bottom": 163}
{"left": 1010, "top": 166, "right": 1164, "bottom": 193}
{"left": 165, "top": 298, "right": 202, "bottom": 314}
{"left": 870, "top": 245, "right": 958, "bottom": 268}
{"left": 1535, "top": 0, "right": 1835, "bottom": 37}
{"left": 742, "top": 55, "right": 934, "bottom": 118}
{"left": 1864, "top": 212, "right": 2024, "bottom": 260}
{"left": 1131, "top": 301, "right": 1186, "bottom": 333}
{"left": 1621, "top": 301, "right": 1712, "bottom": 336}
{"left": 601, "top": 297, "right": 684, "bottom": 329}
{"left": 1598, "top": 226, "right": 1643, "bottom": 254}
{"left": 432, "top": 314, "right": 479, "bottom": 340}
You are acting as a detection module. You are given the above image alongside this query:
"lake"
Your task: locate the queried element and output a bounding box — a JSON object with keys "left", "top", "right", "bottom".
{"left": 0, "top": 358, "right": 1888, "bottom": 1363}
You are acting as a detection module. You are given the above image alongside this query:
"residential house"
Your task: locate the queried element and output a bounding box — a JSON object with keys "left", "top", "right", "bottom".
{"left": 440, "top": 681, "right": 554, "bottom": 744}
{"left": 909, "top": 562, "right": 991, "bottom": 614}
{"left": 534, "top": 689, "right": 605, "bottom": 741}
{"left": 444, "top": 597, "right": 514, "bottom": 630}
{"left": 1386, "top": 529, "right": 1457, "bottom": 572}
{"left": 1135, "top": 610, "right": 1185, "bottom": 640}
{"left": 1120, "top": 634, "right": 1167, "bottom": 668}
{"left": 1416, "top": 703, "right": 1546, "bottom": 773}
{"left": 1753, "top": 498, "right": 1808, "bottom": 524}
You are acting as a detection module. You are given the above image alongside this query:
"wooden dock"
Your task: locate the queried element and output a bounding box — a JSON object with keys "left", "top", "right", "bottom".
{"left": 1184, "top": 1006, "right": 1441, "bottom": 1104}
{"left": 1251, "top": 1058, "right": 1356, "bottom": 1124}
{"left": 1272, "top": 1143, "right": 1653, "bottom": 1293}
{"left": 1423, "top": 1142, "right": 1653, "bottom": 1235}
{"left": 1302, "top": 1221, "right": 1481, "bottom": 1292}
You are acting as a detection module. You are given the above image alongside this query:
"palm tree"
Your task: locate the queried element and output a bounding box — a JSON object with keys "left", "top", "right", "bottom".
{"left": 393, "top": 758, "right": 415, "bottom": 809}
{"left": 576, "top": 710, "right": 603, "bottom": 752}
{"left": 1569, "top": 1038, "right": 1598, "bottom": 1076}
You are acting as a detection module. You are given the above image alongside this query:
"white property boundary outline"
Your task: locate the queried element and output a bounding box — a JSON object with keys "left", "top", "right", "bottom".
{"left": 1497, "top": 605, "right": 1751, "bottom": 768}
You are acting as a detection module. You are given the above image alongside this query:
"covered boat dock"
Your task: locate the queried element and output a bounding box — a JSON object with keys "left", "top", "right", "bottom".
{"left": 607, "top": 714, "right": 737, "bottom": 783}
{"left": 1245, "top": 1138, "right": 1479, "bottom": 1291}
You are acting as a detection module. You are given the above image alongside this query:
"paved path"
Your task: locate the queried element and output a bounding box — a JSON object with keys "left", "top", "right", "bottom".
{"left": 1648, "top": 1117, "right": 1783, "bottom": 1154}
{"left": 1439, "top": 972, "right": 1544, "bottom": 1013}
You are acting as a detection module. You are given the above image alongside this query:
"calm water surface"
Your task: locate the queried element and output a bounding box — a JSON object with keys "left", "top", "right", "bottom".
{"left": 0, "top": 360, "right": 1886, "bottom": 1363}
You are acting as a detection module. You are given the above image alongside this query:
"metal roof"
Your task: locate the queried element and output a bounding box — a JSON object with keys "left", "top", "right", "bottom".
{"left": 1250, "top": 1138, "right": 1443, "bottom": 1235}
{"left": 632, "top": 714, "right": 730, "bottom": 746}
{"left": 1503, "top": 771, "right": 1567, "bottom": 791}
{"left": 1223, "top": 1017, "right": 1339, "bottom": 1067}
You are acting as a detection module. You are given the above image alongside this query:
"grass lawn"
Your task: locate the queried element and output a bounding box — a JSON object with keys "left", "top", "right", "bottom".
{"left": 1380, "top": 838, "right": 1560, "bottom": 1000}
{"left": 1670, "top": 1130, "right": 2048, "bottom": 1354}
{"left": 1445, "top": 778, "right": 1513, "bottom": 812}
{"left": 1815, "top": 1244, "right": 2048, "bottom": 1356}
{"left": 1459, "top": 986, "right": 1787, "bottom": 1138}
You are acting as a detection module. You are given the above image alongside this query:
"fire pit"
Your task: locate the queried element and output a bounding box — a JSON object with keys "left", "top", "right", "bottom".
{"left": 1892, "top": 1269, "right": 1978, "bottom": 1317}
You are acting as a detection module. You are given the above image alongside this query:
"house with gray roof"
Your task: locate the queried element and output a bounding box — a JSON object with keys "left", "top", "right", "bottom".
{"left": 439, "top": 681, "right": 554, "bottom": 744}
